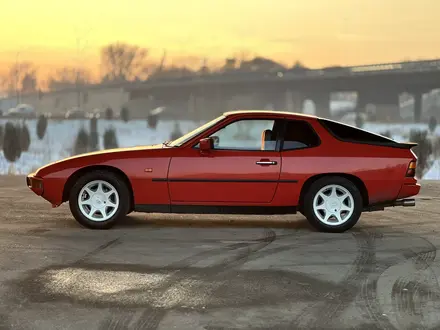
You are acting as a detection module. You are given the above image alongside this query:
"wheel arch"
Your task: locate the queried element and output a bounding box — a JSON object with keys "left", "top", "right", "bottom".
{"left": 298, "top": 173, "right": 369, "bottom": 210}
{"left": 62, "top": 165, "right": 135, "bottom": 211}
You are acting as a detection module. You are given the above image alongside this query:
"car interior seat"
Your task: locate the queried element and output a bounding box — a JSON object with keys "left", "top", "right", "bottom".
{"left": 261, "top": 129, "right": 276, "bottom": 150}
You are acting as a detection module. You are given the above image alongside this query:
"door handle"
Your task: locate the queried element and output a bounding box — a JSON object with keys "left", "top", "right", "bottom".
{"left": 256, "top": 160, "right": 277, "bottom": 165}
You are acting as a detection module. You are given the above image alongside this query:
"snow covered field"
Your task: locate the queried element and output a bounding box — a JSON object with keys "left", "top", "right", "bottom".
{"left": 0, "top": 117, "right": 439, "bottom": 179}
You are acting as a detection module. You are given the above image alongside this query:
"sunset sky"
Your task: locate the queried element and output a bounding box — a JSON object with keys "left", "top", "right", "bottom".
{"left": 1, "top": 0, "right": 440, "bottom": 78}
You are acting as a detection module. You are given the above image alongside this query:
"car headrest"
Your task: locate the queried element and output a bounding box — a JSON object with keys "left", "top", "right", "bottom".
{"left": 261, "top": 129, "right": 272, "bottom": 150}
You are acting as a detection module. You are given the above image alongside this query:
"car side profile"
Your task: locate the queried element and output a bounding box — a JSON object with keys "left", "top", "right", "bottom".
{"left": 27, "top": 110, "right": 420, "bottom": 233}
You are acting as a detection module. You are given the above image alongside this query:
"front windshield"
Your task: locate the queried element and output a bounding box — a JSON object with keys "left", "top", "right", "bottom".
{"left": 168, "top": 115, "right": 226, "bottom": 147}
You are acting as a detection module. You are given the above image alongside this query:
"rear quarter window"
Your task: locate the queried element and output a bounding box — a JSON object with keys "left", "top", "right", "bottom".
{"left": 282, "top": 120, "right": 321, "bottom": 150}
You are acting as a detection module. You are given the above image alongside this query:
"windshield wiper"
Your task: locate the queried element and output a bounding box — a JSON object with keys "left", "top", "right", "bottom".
{"left": 162, "top": 140, "right": 172, "bottom": 147}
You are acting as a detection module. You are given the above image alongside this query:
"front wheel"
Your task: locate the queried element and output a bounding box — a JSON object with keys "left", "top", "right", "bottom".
{"left": 302, "top": 176, "right": 363, "bottom": 233}
{"left": 69, "top": 170, "right": 130, "bottom": 229}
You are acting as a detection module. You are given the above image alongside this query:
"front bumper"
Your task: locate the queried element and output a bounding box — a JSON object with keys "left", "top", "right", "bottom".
{"left": 27, "top": 173, "right": 44, "bottom": 196}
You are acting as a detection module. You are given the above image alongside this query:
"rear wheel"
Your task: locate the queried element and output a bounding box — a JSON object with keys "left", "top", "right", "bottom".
{"left": 69, "top": 170, "right": 130, "bottom": 229}
{"left": 302, "top": 176, "right": 363, "bottom": 233}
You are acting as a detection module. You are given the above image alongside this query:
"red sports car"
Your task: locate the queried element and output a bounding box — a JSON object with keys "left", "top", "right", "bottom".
{"left": 27, "top": 110, "right": 420, "bottom": 232}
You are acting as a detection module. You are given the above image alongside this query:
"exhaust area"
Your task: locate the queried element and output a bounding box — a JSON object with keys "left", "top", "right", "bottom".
{"left": 393, "top": 199, "right": 416, "bottom": 207}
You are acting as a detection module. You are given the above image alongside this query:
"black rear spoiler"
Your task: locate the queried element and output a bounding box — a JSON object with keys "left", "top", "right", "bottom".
{"left": 395, "top": 142, "right": 418, "bottom": 149}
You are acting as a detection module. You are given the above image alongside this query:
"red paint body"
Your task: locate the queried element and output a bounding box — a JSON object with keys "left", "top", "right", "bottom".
{"left": 27, "top": 111, "right": 420, "bottom": 212}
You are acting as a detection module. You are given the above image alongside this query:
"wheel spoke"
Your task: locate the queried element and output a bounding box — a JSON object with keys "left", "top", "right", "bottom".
{"left": 334, "top": 212, "right": 343, "bottom": 223}
{"left": 323, "top": 211, "right": 332, "bottom": 222}
{"left": 97, "top": 182, "right": 104, "bottom": 194}
{"left": 106, "top": 200, "right": 117, "bottom": 208}
{"left": 80, "top": 199, "right": 91, "bottom": 206}
{"left": 89, "top": 206, "right": 97, "bottom": 217}
{"left": 319, "top": 192, "right": 328, "bottom": 201}
{"left": 101, "top": 207, "right": 108, "bottom": 218}
{"left": 330, "top": 186, "right": 337, "bottom": 198}
{"left": 341, "top": 204, "right": 352, "bottom": 212}
{"left": 85, "top": 187, "right": 94, "bottom": 196}
{"left": 338, "top": 193, "right": 349, "bottom": 203}
{"left": 105, "top": 190, "right": 116, "bottom": 199}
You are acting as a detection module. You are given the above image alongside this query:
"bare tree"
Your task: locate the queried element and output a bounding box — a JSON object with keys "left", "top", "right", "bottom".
{"left": 3, "top": 62, "right": 38, "bottom": 99}
{"left": 233, "top": 49, "right": 252, "bottom": 66}
{"left": 47, "top": 67, "right": 91, "bottom": 91}
{"left": 149, "top": 66, "right": 196, "bottom": 79}
{"left": 199, "top": 58, "right": 210, "bottom": 75}
{"left": 21, "top": 70, "right": 38, "bottom": 93}
{"left": 0, "top": 74, "right": 7, "bottom": 93}
{"left": 238, "top": 56, "right": 286, "bottom": 72}
{"left": 100, "top": 42, "right": 151, "bottom": 82}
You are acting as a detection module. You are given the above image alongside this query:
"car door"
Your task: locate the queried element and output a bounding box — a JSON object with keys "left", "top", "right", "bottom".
{"left": 168, "top": 118, "right": 282, "bottom": 204}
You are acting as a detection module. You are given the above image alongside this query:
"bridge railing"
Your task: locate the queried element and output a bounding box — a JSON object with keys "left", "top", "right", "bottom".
{"left": 142, "top": 58, "right": 440, "bottom": 87}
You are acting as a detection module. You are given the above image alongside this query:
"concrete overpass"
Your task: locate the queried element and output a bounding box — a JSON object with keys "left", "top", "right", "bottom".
{"left": 126, "top": 58, "right": 440, "bottom": 122}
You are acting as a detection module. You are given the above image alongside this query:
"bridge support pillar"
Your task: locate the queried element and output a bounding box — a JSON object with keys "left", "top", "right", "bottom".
{"left": 413, "top": 91, "right": 423, "bottom": 123}
{"left": 188, "top": 93, "right": 196, "bottom": 114}
{"left": 285, "top": 90, "right": 305, "bottom": 113}
{"left": 357, "top": 90, "right": 400, "bottom": 121}
{"left": 355, "top": 92, "right": 368, "bottom": 113}
{"left": 313, "top": 93, "right": 331, "bottom": 119}
{"left": 285, "top": 90, "right": 294, "bottom": 112}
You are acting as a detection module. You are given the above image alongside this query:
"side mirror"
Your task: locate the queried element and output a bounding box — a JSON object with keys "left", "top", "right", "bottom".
{"left": 199, "top": 137, "right": 213, "bottom": 152}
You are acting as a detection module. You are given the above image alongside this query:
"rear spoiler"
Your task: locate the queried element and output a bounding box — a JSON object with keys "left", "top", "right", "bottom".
{"left": 395, "top": 142, "right": 418, "bottom": 149}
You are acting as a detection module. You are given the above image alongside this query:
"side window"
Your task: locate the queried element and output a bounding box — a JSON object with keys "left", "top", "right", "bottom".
{"left": 282, "top": 120, "right": 320, "bottom": 150}
{"left": 207, "top": 119, "right": 276, "bottom": 151}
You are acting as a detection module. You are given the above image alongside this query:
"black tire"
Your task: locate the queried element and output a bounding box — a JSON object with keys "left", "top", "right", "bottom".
{"left": 69, "top": 170, "right": 130, "bottom": 229}
{"left": 302, "top": 176, "right": 363, "bottom": 233}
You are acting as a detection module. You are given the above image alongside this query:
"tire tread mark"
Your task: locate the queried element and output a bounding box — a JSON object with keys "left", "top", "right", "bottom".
{"left": 358, "top": 232, "right": 438, "bottom": 330}
{"left": 98, "top": 229, "right": 276, "bottom": 330}
{"left": 132, "top": 309, "right": 167, "bottom": 330}
{"left": 390, "top": 237, "right": 438, "bottom": 330}
{"left": 75, "top": 237, "right": 121, "bottom": 264}
{"left": 291, "top": 229, "right": 377, "bottom": 329}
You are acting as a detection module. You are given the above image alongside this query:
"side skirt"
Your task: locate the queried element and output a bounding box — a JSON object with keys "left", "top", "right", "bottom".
{"left": 134, "top": 204, "right": 297, "bottom": 215}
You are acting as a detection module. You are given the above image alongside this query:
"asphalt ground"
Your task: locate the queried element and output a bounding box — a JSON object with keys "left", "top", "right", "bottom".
{"left": 0, "top": 175, "right": 440, "bottom": 329}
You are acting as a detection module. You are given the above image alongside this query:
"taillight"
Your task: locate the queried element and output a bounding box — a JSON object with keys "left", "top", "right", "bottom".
{"left": 406, "top": 160, "right": 417, "bottom": 177}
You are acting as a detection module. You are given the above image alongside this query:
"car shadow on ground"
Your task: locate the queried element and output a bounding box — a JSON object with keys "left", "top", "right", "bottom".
{"left": 117, "top": 213, "right": 316, "bottom": 231}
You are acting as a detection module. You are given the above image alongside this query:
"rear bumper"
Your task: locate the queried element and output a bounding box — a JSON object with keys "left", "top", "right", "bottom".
{"left": 397, "top": 182, "right": 421, "bottom": 199}
{"left": 27, "top": 173, "right": 44, "bottom": 196}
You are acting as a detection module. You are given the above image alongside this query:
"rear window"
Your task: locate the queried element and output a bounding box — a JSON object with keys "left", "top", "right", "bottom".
{"left": 318, "top": 119, "right": 394, "bottom": 144}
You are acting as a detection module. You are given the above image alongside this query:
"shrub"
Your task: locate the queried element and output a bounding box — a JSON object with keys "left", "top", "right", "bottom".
{"left": 103, "top": 127, "right": 118, "bottom": 149}
{"left": 0, "top": 125, "right": 3, "bottom": 148}
{"left": 89, "top": 117, "right": 99, "bottom": 151}
{"left": 409, "top": 129, "right": 433, "bottom": 177}
{"left": 36, "top": 114, "right": 48, "bottom": 140}
{"left": 170, "top": 122, "right": 182, "bottom": 140}
{"left": 147, "top": 114, "right": 158, "bottom": 129}
{"left": 19, "top": 122, "right": 31, "bottom": 152}
{"left": 428, "top": 116, "right": 437, "bottom": 134}
{"left": 120, "top": 107, "right": 129, "bottom": 122}
{"left": 3, "top": 122, "right": 22, "bottom": 162}
{"left": 105, "top": 107, "right": 114, "bottom": 120}
{"left": 73, "top": 127, "right": 89, "bottom": 155}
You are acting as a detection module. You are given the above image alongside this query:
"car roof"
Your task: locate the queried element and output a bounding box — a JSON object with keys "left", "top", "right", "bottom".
{"left": 223, "top": 110, "right": 319, "bottom": 119}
